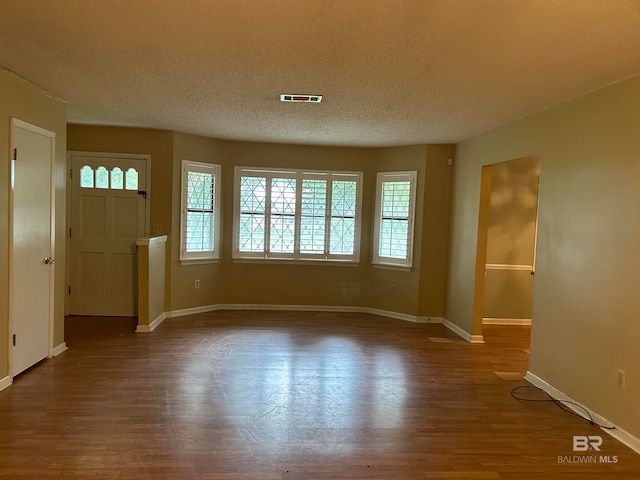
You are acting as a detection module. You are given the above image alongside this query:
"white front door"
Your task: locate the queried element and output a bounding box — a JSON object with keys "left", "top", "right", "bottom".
{"left": 70, "top": 154, "right": 147, "bottom": 316}
{"left": 10, "top": 118, "right": 55, "bottom": 376}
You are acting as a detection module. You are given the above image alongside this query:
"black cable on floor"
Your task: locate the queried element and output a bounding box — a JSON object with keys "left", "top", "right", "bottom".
{"left": 511, "top": 385, "right": 615, "bottom": 429}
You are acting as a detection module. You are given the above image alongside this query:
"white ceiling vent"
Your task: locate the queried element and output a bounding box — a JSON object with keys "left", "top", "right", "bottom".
{"left": 280, "top": 94, "right": 322, "bottom": 103}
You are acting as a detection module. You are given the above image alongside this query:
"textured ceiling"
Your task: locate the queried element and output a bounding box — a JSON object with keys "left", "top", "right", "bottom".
{"left": 2, "top": 0, "right": 640, "bottom": 147}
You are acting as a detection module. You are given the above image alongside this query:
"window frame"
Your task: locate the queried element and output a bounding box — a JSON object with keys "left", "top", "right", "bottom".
{"left": 372, "top": 171, "right": 417, "bottom": 268}
{"left": 232, "top": 166, "right": 363, "bottom": 263}
{"left": 180, "top": 160, "right": 221, "bottom": 262}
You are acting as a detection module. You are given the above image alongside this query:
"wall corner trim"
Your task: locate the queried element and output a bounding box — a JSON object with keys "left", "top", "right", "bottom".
{"left": 0, "top": 376, "right": 11, "bottom": 392}
{"left": 136, "top": 312, "right": 168, "bottom": 332}
{"left": 443, "top": 318, "right": 485, "bottom": 343}
{"left": 525, "top": 371, "right": 640, "bottom": 455}
{"left": 52, "top": 343, "right": 68, "bottom": 356}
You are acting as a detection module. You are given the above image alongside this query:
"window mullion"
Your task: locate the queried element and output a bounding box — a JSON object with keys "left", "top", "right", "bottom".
{"left": 293, "top": 174, "right": 302, "bottom": 260}
{"left": 325, "top": 178, "right": 333, "bottom": 258}
{"left": 265, "top": 174, "right": 272, "bottom": 257}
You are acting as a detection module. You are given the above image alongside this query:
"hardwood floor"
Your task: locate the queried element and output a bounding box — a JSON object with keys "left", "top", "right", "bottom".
{"left": 0, "top": 311, "right": 638, "bottom": 479}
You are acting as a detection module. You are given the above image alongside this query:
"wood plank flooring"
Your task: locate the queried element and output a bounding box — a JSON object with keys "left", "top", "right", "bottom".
{"left": 0, "top": 311, "right": 638, "bottom": 479}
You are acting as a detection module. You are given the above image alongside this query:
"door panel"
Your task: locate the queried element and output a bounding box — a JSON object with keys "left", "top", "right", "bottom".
{"left": 81, "top": 195, "right": 106, "bottom": 237}
{"left": 70, "top": 155, "right": 146, "bottom": 316}
{"left": 11, "top": 119, "right": 55, "bottom": 376}
{"left": 111, "top": 253, "right": 135, "bottom": 299}
{"left": 113, "top": 197, "right": 138, "bottom": 238}
{"left": 80, "top": 252, "right": 105, "bottom": 297}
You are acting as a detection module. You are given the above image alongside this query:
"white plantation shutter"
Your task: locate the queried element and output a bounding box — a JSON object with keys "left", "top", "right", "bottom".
{"left": 373, "top": 171, "right": 417, "bottom": 267}
{"left": 329, "top": 179, "right": 357, "bottom": 256}
{"left": 238, "top": 174, "right": 267, "bottom": 253}
{"left": 180, "top": 160, "right": 221, "bottom": 261}
{"left": 234, "top": 167, "right": 362, "bottom": 262}
{"left": 300, "top": 178, "right": 327, "bottom": 253}
{"left": 299, "top": 173, "right": 360, "bottom": 259}
{"left": 269, "top": 177, "right": 297, "bottom": 254}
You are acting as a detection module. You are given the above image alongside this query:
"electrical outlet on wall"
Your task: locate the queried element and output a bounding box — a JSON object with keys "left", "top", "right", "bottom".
{"left": 616, "top": 369, "right": 626, "bottom": 389}
{"left": 194, "top": 279, "right": 200, "bottom": 289}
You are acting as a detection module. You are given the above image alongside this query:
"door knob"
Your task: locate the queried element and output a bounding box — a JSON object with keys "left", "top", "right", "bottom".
{"left": 44, "top": 257, "right": 55, "bottom": 265}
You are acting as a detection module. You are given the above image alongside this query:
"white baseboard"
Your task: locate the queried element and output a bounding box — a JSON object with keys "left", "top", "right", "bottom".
{"left": 483, "top": 317, "right": 532, "bottom": 325}
{"left": 525, "top": 371, "right": 640, "bottom": 454}
{"left": 136, "top": 312, "right": 168, "bottom": 333}
{"left": 443, "top": 318, "right": 484, "bottom": 343}
{"left": 219, "top": 303, "right": 362, "bottom": 314}
{"left": 0, "top": 375, "right": 11, "bottom": 392}
{"left": 168, "top": 303, "right": 424, "bottom": 323}
{"left": 169, "top": 304, "right": 221, "bottom": 318}
{"left": 363, "top": 307, "right": 418, "bottom": 323}
{"left": 168, "top": 303, "right": 449, "bottom": 326}
{"left": 417, "top": 316, "right": 445, "bottom": 324}
{"left": 52, "top": 342, "right": 68, "bottom": 356}
{"left": 220, "top": 304, "right": 416, "bottom": 323}
{"left": 218, "top": 304, "right": 442, "bottom": 325}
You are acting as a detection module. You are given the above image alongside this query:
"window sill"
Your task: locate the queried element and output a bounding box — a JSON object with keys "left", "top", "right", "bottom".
{"left": 179, "top": 258, "right": 220, "bottom": 266}
{"left": 372, "top": 262, "right": 412, "bottom": 272}
{"left": 232, "top": 257, "right": 360, "bottom": 267}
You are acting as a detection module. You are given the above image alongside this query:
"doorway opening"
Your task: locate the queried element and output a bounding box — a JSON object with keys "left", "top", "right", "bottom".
{"left": 472, "top": 156, "right": 541, "bottom": 353}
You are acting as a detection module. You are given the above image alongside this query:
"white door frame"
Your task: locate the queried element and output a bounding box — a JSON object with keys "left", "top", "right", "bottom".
{"left": 9, "top": 117, "right": 56, "bottom": 374}
{"left": 65, "top": 151, "right": 151, "bottom": 315}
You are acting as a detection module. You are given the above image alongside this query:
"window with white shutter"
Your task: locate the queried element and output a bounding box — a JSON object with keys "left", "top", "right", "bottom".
{"left": 233, "top": 167, "right": 362, "bottom": 262}
{"left": 373, "top": 171, "right": 417, "bottom": 268}
{"left": 180, "top": 160, "right": 221, "bottom": 261}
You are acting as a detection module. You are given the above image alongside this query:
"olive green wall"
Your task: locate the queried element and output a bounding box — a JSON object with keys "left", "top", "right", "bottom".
{"left": 365, "top": 144, "right": 453, "bottom": 318}
{"left": 176, "top": 139, "right": 376, "bottom": 310}
{"left": 366, "top": 145, "right": 425, "bottom": 315}
{"left": 482, "top": 269, "right": 533, "bottom": 319}
{"left": 171, "top": 132, "right": 226, "bottom": 310}
{"left": 447, "top": 74, "right": 640, "bottom": 438}
{"left": 69, "top": 127, "right": 453, "bottom": 318}
{"left": 486, "top": 157, "right": 539, "bottom": 265}
{"left": 170, "top": 139, "right": 453, "bottom": 317}
{"left": 0, "top": 68, "right": 66, "bottom": 379}
{"left": 418, "top": 144, "right": 453, "bottom": 318}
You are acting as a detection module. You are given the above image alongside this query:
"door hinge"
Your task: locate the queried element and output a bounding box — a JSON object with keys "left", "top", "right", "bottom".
{"left": 12, "top": 334, "right": 16, "bottom": 346}
{"left": 69, "top": 227, "right": 72, "bottom": 238}
{"left": 68, "top": 285, "right": 71, "bottom": 295}
{"left": 12, "top": 148, "right": 17, "bottom": 161}
{"left": 69, "top": 169, "right": 72, "bottom": 179}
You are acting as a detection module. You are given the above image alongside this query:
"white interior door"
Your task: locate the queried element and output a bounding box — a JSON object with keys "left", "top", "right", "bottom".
{"left": 70, "top": 154, "right": 147, "bottom": 316}
{"left": 10, "top": 118, "right": 55, "bottom": 376}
